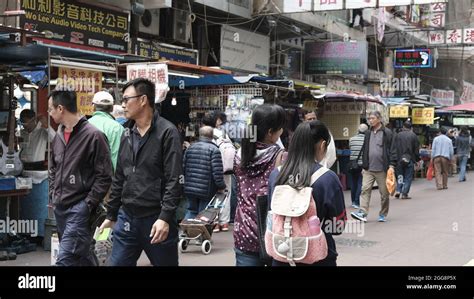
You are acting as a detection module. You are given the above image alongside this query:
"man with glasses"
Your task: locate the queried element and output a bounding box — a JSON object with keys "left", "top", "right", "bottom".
{"left": 99, "top": 78, "right": 183, "bottom": 266}
{"left": 351, "top": 111, "right": 397, "bottom": 223}
{"left": 48, "top": 90, "right": 112, "bottom": 266}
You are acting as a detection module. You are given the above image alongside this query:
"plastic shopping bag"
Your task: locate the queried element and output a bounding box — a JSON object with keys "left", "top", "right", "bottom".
{"left": 426, "top": 164, "right": 434, "bottom": 181}
{"left": 386, "top": 167, "right": 396, "bottom": 196}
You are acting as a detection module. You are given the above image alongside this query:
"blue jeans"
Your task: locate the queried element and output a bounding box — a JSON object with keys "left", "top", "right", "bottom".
{"left": 184, "top": 195, "right": 213, "bottom": 220}
{"left": 54, "top": 200, "right": 97, "bottom": 266}
{"left": 235, "top": 248, "right": 265, "bottom": 267}
{"left": 396, "top": 161, "right": 414, "bottom": 195}
{"left": 458, "top": 155, "right": 468, "bottom": 181}
{"left": 108, "top": 208, "right": 178, "bottom": 266}
{"left": 349, "top": 170, "right": 363, "bottom": 205}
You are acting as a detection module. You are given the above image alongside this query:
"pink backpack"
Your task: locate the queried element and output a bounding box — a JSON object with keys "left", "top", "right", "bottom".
{"left": 265, "top": 167, "right": 329, "bottom": 266}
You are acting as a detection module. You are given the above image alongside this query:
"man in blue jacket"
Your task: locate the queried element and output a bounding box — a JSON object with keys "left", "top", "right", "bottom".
{"left": 183, "top": 126, "right": 226, "bottom": 220}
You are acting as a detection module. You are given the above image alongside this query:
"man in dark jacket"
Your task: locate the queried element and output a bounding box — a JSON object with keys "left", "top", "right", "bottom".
{"left": 49, "top": 90, "right": 112, "bottom": 266}
{"left": 393, "top": 121, "right": 420, "bottom": 199}
{"left": 99, "top": 78, "right": 183, "bottom": 266}
{"left": 351, "top": 111, "right": 397, "bottom": 223}
{"left": 183, "top": 126, "right": 226, "bottom": 220}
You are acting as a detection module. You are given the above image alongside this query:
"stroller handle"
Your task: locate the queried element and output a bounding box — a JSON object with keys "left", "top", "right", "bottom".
{"left": 205, "top": 190, "right": 229, "bottom": 210}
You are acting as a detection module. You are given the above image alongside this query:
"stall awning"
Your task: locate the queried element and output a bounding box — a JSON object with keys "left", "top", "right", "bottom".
{"left": 169, "top": 74, "right": 241, "bottom": 87}
{"left": 323, "top": 92, "right": 385, "bottom": 104}
{"left": 440, "top": 103, "right": 474, "bottom": 112}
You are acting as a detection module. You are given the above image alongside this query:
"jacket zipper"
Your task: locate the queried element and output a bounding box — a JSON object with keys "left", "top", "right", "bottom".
{"left": 127, "top": 131, "right": 136, "bottom": 173}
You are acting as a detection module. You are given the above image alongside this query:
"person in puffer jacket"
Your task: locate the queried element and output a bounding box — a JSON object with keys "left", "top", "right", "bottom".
{"left": 183, "top": 126, "right": 226, "bottom": 219}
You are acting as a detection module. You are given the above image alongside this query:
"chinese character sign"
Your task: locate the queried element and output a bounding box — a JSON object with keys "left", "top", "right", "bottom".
{"left": 282, "top": 0, "right": 312, "bottom": 13}
{"left": 446, "top": 29, "right": 462, "bottom": 44}
{"left": 430, "top": 89, "right": 454, "bottom": 106}
{"left": 345, "top": 0, "right": 376, "bottom": 9}
{"left": 460, "top": 81, "right": 474, "bottom": 104}
{"left": 429, "top": 13, "right": 445, "bottom": 28}
{"left": 463, "top": 28, "right": 474, "bottom": 44}
{"left": 389, "top": 106, "right": 409, "bottom": 118}
{"left": 57, "top": 67, "right": 102, "bottom": 116}
{"left": 412, "top": 108, "right": 434, "bottom": 125}
{"left": 127, "top": 64, "right": 169, "bottom": 103}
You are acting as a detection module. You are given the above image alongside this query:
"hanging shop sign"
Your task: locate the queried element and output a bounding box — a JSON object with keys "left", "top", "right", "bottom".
{"left": 304, "top": 41, "right": 368, "bottom": 76}
{"left": 389, "top": 105, "right": 409, "bottom": 118}
{"left": 326, "top": 79, "right": 368, "bottom": 94}
{"left": 394, "top": 49, "right": 432, "bottom": 68}
{"left": 412, "top": 107, "right": 435, "bottom": 125}
{"left": 133, "top": 39, "right": 198, "bottom": 65}
{"left": 279, "top": 0, "right": 445, "bottom": 12}
{"left": 220, "top": 25, "right": 270, "bottom": 74}
{"left": 428, "top": 28, "right": 474, "bottom": 45}
{"left": 430, "top": 89, "right": 454, "bottom": 106}
{"left": 460, "top": 81, "right": 474, "bottom": 103}
{"left": 323, "top": 102, "right": 365, "bottom": 115}
{"left": 57, "top": 67, "right": 102, "bottom": 116}
{"left": 127, "top": 64, "right": 169, "bottom": 103}
{"left": 20, "top": 0, "right": 129, "bottom": 53}
{"left": 453, "top": 117, "right": 474, "bottom": 126}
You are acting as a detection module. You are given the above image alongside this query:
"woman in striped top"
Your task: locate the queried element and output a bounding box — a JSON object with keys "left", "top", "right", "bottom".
{"left": 348, "top": 124, "right": 369, "bottom": 208}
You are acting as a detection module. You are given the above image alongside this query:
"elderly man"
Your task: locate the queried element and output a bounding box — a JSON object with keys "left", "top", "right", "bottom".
{"left": 183, "top": 126, "right": 226, "bottom": 221}
{"left": 351, "top": 111, "right": 397, "bottom": 223}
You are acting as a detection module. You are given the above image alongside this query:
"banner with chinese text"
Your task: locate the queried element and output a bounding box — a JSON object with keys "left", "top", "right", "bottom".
{"left": 127, "top": 64, "right": 169, "bottom": 103}
{"left": 389, "top": 106, "right": 409, "bottom": 118}
{"left": 412, "top": 108, "right": 434, "bottom": 125}
{"left": 57, "top": 67, "right": 102, "bottom": 116}
{"left": 20, "top": 0, "right": 129, "bottom": 53}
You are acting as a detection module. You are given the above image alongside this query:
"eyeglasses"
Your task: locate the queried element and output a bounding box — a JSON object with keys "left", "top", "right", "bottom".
{"left": 122, "top": 94, "right": 144, "bottom": 104}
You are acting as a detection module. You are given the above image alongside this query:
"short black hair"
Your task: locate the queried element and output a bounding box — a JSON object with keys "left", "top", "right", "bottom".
{"left": 122, "top": 78, "right": 155, "bottom": 108}
{"left": 440, "top": 127, "right": 447, "bottom": 135}
{"left": 95, "top": 104, "right": 113, "bottom": 113}
{"left": 20, "top": 109, "right": 36, "bottom": 121}
{"left": 48, "top": 90, "right": 77, "bottom": 113}
{"left": 403, "top": 121, "right": 412, "bottom": 129}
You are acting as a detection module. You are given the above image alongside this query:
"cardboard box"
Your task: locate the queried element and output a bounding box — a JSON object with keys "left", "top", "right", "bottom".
{"left": 51, "top": 234, "right": 59, "bottom": 266}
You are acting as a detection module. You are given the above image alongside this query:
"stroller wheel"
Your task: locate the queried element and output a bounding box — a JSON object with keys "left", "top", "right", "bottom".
{"left": 179, "top": 239, "right": 189, "bottom": 253}
{"left": 201, "top": 240, "right": 212, "bottom": 255}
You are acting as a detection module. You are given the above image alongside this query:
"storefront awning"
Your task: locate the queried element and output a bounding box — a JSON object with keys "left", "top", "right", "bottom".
{"left": 168, "top": 74, "right": 241, "bottom": 87}
{"left": 439, "top": 103, "right": 474, "bottom": 112}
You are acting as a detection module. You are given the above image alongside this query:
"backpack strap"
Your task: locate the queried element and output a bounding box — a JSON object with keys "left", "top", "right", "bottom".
{"left": 310, "top": 166, "right": 329, "bottom": 186}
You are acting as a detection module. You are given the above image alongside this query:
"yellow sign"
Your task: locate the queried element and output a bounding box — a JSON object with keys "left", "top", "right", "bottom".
{"left": 389, "top": 105, "right": 409, "bottom": 118}
{"left": 57, "top": 68, "right": 102, "bottom": 116}
{"left": 303, "top": 99, "right": 318, "bottom": 111}
{"left": 412, "top": 108, "right": 434, "bottom": 125}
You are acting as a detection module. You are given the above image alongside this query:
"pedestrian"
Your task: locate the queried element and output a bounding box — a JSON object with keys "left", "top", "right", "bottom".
{"left": 99, "top": 78, "right": 183, "bottom": 266}
{"left": 431, "top": 127, "right": 454, "bottom": 190}
{"left": 351, "top": 111, "right": 397, "bottom": 223}
{"left": 88, "top": 91, "right": 125, "bottom": 172}
{"left": 393, "top": 121, "right": 420, "bottom": 199}
{"left": 112, "top": 104, "right": 127, "bottom": 125}
{"left": 348, "top": 123, "right": 368, "bottom": 208}
{"left": 447, "top": 129, "right": 457, "bottom": 176}
{"left": 234, "top": 104, "right": 286, "bottom": 266}
{"left": 202, "top": 111, "right": 235, "bottom": 232}
{"left": 19, "top": 109, "right": 56, "bottom": 164}
{"left": 183, "top": 126, "right": 226, "bottom": 220}
{"left": 48, "top": 90, "right": 112, "bottom": 266}
{"left": 18, "top": 109, "right": 56, "bottom": 244}
{"left": 455, "top": 127, "right": 471, "bottom": 182}
{"left": 302, "top": 110, "right": 337, "bottom": 168}
{"left": 268, "top": 120, "right": 346, "bottom": 266}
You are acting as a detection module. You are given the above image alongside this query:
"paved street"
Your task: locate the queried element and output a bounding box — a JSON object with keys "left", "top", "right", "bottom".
{"left": 1, "top": 173, "right": 472, "bottom": 267}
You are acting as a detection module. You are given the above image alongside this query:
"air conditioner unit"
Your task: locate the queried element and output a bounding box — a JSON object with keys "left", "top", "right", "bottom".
{"left": 139, "top": 9, "right": 160, "bottom": 36}
{"left": 173, "top": 3, "right": 190, "bottom": 42}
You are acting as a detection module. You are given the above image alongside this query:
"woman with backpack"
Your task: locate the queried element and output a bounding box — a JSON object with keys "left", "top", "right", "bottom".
{"left": 233, "top": 104, "right": 286, "bottom": 266}
{"left": 268, "top": 120, "right": 346, "bottom": 266}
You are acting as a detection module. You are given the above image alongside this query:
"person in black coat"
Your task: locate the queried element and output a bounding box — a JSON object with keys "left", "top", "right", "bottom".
{"left": 183, "top": 126, "right": 226, "bottom": 219}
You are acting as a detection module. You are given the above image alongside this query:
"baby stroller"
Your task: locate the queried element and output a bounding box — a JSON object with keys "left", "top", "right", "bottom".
{"left": 179, "top": 192, "right": 227, "bottom": 255}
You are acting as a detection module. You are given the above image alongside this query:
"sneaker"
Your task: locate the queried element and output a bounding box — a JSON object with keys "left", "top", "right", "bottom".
{"left": 351, "top": 204, "right": 360, "bottom": 209}
{"left": 401, "top": 195, "right": 412, "bottom": 199}
{"left": 394, "top": 193, "right": 400, "bottom": 199}
{"left": 378, "top": 215, "right": 387, "bottom": 222}
{"left": 351, "top": 211, "right": 367, "bottom": 222}
{"left": 213, "top": 224, "right": 221, "bottom": 233}
{"left": 221, "top": 224, "right": 229, "bottom": 232}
